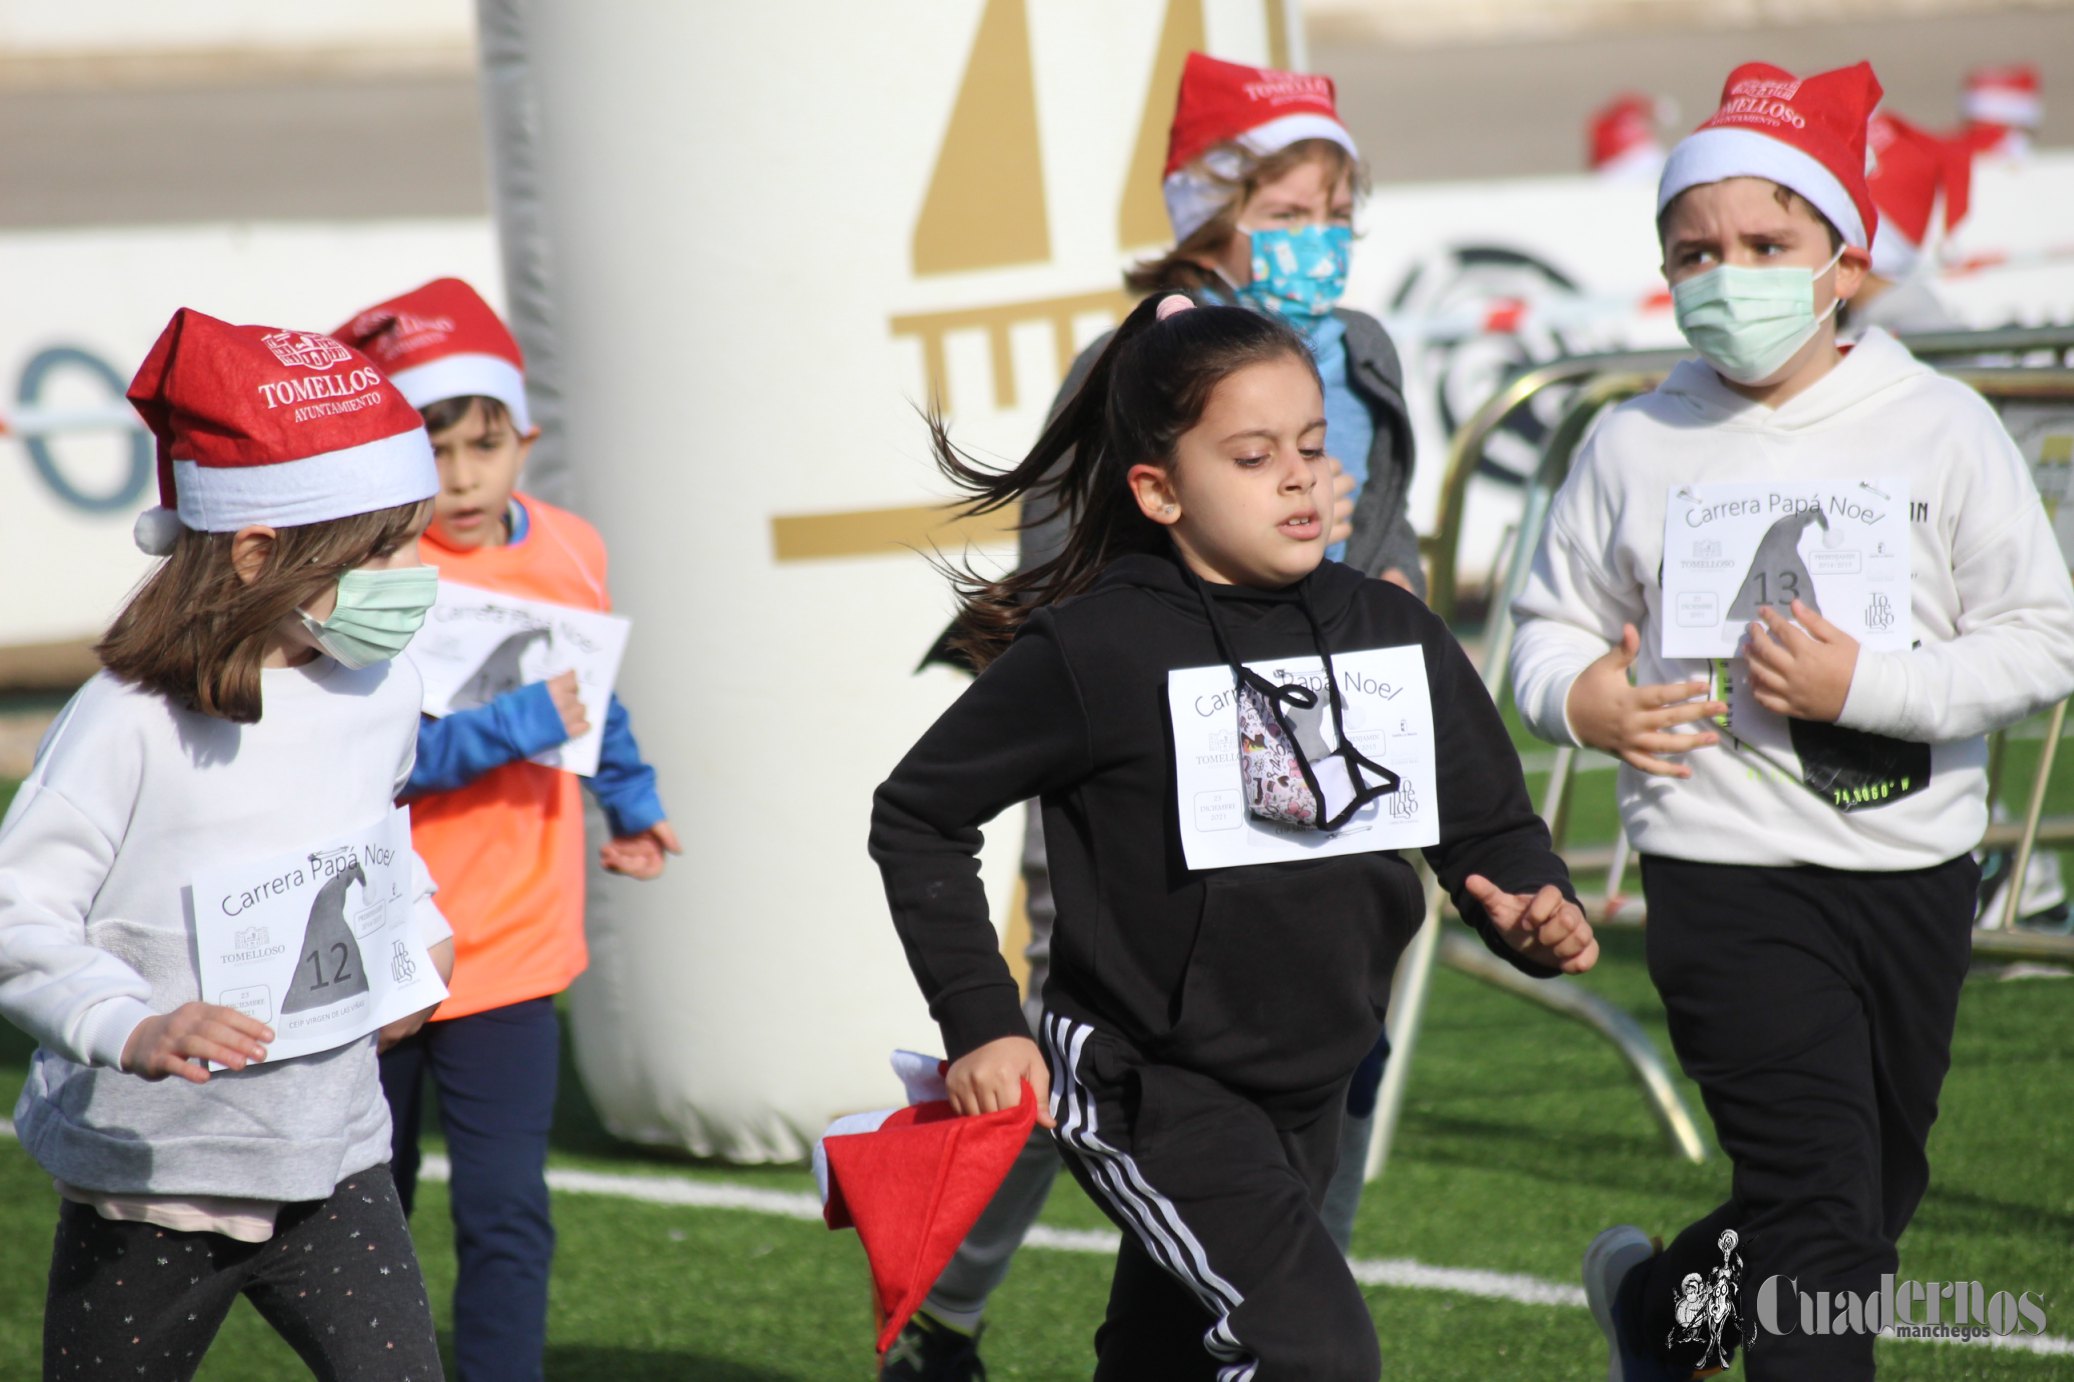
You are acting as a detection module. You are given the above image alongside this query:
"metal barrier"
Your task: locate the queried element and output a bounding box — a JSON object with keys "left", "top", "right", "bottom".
{"left": 1368, "top": 324, "right": 2074, "bottom": 1185}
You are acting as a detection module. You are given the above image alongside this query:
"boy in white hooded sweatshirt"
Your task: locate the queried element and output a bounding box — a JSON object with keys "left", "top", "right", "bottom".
{"left": 1511, "top": 61, "right": 2074, "bottom": 1382}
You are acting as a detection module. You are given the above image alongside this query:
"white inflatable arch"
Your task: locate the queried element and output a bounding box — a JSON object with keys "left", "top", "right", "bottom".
{"left": 478, "top": 0, "right": 1306, "bottom": 1161}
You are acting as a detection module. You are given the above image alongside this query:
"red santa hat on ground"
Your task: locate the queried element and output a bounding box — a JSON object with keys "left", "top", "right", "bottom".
{"left": 125, "top": 308, "right": 436, "bottom": 555}
{"left": 1589, "top": 93, "right": 1668, "bottom": 179}
{"left": 1963, "top": 64, "right": 2041, "bottom": 130}
{"left": 333, "top": 277, "right": 531, "bottom": 432}
{"left": 1657, "top": 61, "right": 1884, "bottom": 251}
{"left": 816, "top": 1052, "right": 1039, "bottom": 1357}
{"left": 1867, "top": 111, "right": 1972, "bottom": 278}
{"left": 1162, "top": 51, "right": 1360, "bottom": 243}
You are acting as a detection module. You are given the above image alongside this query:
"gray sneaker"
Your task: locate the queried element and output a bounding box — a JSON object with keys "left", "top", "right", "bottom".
{"left": 1583, "top": 1225, "right": 1679, "bottom": 1382}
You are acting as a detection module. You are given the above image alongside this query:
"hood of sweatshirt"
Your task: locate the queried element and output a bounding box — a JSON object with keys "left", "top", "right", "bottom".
{"left": 1654, "top": 326, "right": 1933, "bottom": 433}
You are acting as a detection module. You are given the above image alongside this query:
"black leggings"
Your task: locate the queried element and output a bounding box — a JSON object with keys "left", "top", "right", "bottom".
{"left": 1636, "top": 854, "right": 1978, "bottom": 1382}
{"left": 44, "top": 1163, "right": 442, "bottom": 1382}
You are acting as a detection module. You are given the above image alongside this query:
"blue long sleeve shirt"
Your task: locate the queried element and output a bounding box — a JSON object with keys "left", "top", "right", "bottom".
{"left": 404, "top": 686, "right": 665, "bottom": 838}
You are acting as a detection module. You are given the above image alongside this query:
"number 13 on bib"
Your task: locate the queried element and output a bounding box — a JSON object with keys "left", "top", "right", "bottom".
{"left": 1659, "top": 478, "right": 1913, "bottom": 659}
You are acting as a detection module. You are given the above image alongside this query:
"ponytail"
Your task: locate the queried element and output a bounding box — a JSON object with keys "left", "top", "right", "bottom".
{"left": 930, "top": 297, "right": 1314, "bottom": 670}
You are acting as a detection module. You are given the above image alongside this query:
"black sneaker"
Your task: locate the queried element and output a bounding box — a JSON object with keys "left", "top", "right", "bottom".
{"left": 880, "top": 1313, "right": 986, "bottom": 1381}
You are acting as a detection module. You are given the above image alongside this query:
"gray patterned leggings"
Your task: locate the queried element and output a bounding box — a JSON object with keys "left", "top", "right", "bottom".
{"left": 43, "top": 1163, "right": 442, "bottom": 1382}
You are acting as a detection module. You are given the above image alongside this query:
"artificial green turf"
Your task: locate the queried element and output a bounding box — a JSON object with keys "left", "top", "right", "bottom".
{"left": 1, "top": 930, "right": 2068, "bottom": 1378}
{"left": 0, "top": 717, "right": 2070, "bottom": 1379}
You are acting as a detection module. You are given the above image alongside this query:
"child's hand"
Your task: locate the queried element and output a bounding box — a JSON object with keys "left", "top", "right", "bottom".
{"left": 600, "top": 821, "right": 682, "bottom": 879}
{"left": 1463, "top": 875, "right": 1600, "bottom": 974}
{"left": 378, "top": 1005, "right": 437, "bottom": 1054}
{"left": 546, "top": 670, "right": 591, "bottom": 741}
{"left": 945, "top": 1035, "right": 1056, "bottom": 1129}
{"left": 1566, "top": 624, "right": 1724, "bottom": 778}
{"left": 1745, "top": 600, "right": 1858, "bottom": 722}
{"left": 120, "top": 1003, "right": 272, "bottom": 1083}
{"left": 1326, "top": 456, "right": 1356, "bottom": 547}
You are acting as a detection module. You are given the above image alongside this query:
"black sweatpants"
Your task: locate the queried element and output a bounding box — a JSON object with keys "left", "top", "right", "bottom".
{"left": 1040, "top": 1012, "right": 1379, "bottom": 1382}
{"left": 43, "top": 1164, "right": 442, "bottom": 1382}
{"left": 1635, "top": 854, "right": 1978, "bottom": 1381}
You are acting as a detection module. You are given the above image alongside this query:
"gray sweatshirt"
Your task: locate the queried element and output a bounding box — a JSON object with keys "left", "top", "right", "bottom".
{"left": 0, "top": 659, "right": 448, "bottom": 1200}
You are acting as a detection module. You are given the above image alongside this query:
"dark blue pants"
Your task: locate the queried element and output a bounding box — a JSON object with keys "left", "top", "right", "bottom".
{"left": 380, "top": 995, "right": 559, "bottom": 1382}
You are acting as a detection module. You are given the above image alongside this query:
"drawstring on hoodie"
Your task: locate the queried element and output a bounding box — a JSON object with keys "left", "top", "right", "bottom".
{"left": 1187, "top": 567, "right": 1400, "bottom": 832}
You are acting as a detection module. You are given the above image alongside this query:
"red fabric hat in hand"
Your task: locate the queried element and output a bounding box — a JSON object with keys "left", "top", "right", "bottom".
{"left": 334, "top": 278, "right": 531, "bottom": 432}
{"left": 1589, "top": 93, "right": 1668, "bottom": 179}
{"left": 125, "top": 308, "right": 436, "bottom": 555}
{"left": 817, "top": 1052, "right": 1039, "bottom": 1357}
{"left": 1658, "top": 61, "right": 1884, "bottom": 250}
{"left": 1867, "top": 111, "right": 1969, "bottom": 278}
{"left": 1161, "top": 51, "right": 1359, "bottom": 243}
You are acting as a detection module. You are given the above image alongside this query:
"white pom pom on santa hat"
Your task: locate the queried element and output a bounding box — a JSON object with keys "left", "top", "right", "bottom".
{"left": 133, "top": 505, "right": 185, "bottom": 555}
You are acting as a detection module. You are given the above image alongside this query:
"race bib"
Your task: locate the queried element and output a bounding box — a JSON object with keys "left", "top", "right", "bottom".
{"left": 1661, "top": 479, "right": 1911, "bottom": 659}
{"left": 192, "top": 808, "right": 447, "bottom": 1064}
{"left": 1166, "top": 646, "right": 1438, "bottom": 870}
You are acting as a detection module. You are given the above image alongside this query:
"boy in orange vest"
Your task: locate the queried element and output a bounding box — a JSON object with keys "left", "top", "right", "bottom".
{"left": 337, "top": 279, "right": 677, "bottom": 1382}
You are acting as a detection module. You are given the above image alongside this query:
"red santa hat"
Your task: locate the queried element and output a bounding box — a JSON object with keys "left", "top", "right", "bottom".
{"left": 816, "top": 1052, "right": 1039, "bottom": 1357}
{"left": 1589, "top": 93, "right": 1668, "bottom": 178}
{"left": 1867, "top": 111, "right": 1972, "bottom": 277}
{"left": 334, "top": 278, "right": 531, "bottom": 432}
{"left": 1963, "top": 64, "right": 2040, "bottom": 129}
{"left": 125, "top": 308, "right": 436, "bottom": 555}
{"left": 1161, "top": 51, "right": 1360, "bottom": 243}
{"left": 1657, "top": 61, "right": 1883, "bottom": 251}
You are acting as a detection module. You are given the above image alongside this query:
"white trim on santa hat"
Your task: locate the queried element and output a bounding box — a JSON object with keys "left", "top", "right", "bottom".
{"left": 173, "top": 427, "right": 437, "bottom": 533}
{"left": 1160, "top": 112, "right": 1361, "bottom": 243}
{"left": 386, "top": 353, "right": 532, "bottom": 432}
{"left": 1658, "top": 125, "right": 1868, "bottom": 249}
{"left": 1965, "top": 88, "right": 2042, "bottom": 129}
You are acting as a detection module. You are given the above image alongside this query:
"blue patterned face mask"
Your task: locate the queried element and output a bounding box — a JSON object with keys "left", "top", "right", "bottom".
{"left": 1236, "top": 225, "right": 1352, "bottom": 331}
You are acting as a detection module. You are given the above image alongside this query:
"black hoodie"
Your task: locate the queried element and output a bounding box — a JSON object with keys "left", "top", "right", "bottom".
{"left": 870, "top": 552, "right": 1573, "bottom": 1097}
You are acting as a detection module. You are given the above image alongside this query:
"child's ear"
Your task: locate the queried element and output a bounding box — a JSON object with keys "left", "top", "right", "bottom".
{"left": 1834, "top": 247, "right": 1870, "bottom": 302}
{"left": 230, "top": 525, "right": 279, "bottom": 586}
{"left": 1127, "top": 463, "right": 1180, "bottom": 526}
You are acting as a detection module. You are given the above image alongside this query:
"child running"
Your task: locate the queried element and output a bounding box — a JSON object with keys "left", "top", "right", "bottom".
{"left": 334, "top": 278, "right": 675, "bottom": 1382}
{"left": 871, "top": 294, "right": 1597, "bottom": 1380}
{"left": 0, "top": 309, "right": 453, "bottom": 1380}
{"left": 1509, "top": 62, "right": 2074, "bottom": 1381}
{"left": 887, "top": 54, "right": 1421, "bottom": 1378}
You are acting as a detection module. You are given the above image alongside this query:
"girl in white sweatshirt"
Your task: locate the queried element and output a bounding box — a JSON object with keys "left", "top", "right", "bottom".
{"left": 1511, "top": 63, "right": 2074, "bottom": 1382}
{"left": 0, "top": 309, "right": 455, "bottom": 1381}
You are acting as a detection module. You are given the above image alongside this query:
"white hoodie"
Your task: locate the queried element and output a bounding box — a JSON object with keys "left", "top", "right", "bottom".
{"left": 1512, "top": 328, "right": 2074, "bottom": 871}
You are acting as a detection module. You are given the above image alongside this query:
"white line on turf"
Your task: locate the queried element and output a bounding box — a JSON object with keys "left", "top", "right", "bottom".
{"left": 3, "top": 1121, "right": 2063, "bottom": 1357}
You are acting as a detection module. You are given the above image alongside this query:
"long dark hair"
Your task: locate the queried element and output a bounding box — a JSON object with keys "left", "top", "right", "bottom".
{"left": 931, "top": 296, "right": 1316, "bottom": 670}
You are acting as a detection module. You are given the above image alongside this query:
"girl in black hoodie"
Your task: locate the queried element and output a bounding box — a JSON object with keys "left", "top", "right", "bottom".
{"left": 870, "top": 296, "right": 1595, "bottom": 1380}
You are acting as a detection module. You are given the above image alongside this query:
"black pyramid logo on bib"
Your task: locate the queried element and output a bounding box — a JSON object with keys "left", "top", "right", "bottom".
{"left": 1726, "top": 508, "right": 1826, "bottom": 625}
{"left": 451, "top": 626, "right": 551, "bottom": 712}
{"left": 282, "top": 857, "right": 372, "bottom": 1013}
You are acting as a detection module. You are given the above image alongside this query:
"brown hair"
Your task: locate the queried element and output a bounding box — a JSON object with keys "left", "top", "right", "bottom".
{"left": 97, "top": 499, "right": 434, "bottom": 723}
{"left": 419, "top": 394, "right": 512, "bottom": 435}
{"left": 931, "top": 297, "right": 1317, "bottom": 670}
{"left": 1657, "top": 180, "right": 1844, "bottom": 253}
{"left": 1124, "top": 138, "right": 1367, "bottom": 297}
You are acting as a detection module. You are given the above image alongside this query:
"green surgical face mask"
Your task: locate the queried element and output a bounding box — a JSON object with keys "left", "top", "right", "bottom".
{"left": 298, "top": 566, "right": 439, "bottom": 670}
{"left": 1671, "top": 246, "right": 1846, "bottom": 386}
